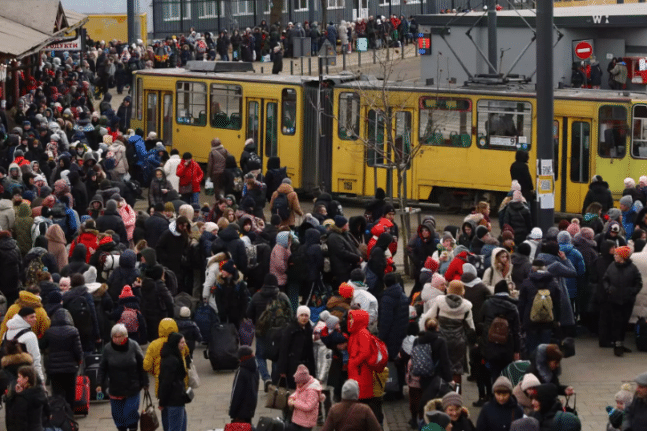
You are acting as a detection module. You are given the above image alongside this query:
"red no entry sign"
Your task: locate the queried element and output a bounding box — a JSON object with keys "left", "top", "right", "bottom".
{"left": 575, "top": 41, "right": 593, "bottom": 60}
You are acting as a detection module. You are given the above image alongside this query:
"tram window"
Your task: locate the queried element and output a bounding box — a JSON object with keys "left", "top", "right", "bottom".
{"left": 136, "top": 78, "right": 143, "bottom": 121}
{"left": 367, "top": 110, "right": 385, "bottom": 166}
{"left": 476, "top": 100, "right": 532, "bottom": 150}
{"left": 395, "top": 111, "right": 412, "bottom": 166}
{"left": 339, "top": 92, "right": 360, "bottom": 140}
{"left": 176, "top": 81, "right": 207, "bottom": 126}
{"left": 598, "top": 105, "right": 627, "bottom": 158}
{"left": 571, "top": 121, "right": 590, "bottom": 184}
{"left": 419, "top": 97, "right": 472, "bottom": 147}
{"left": 632, "top": 104, "right": 647, "bottom": 158}
{"left": 282, "top": 89, "right": 297, "bottom": 135}
{"left": 210, "top": 84, "right": 242, "bottom": 130}
{"left": 266, "top": 102, "right": 278, "bottom": 157}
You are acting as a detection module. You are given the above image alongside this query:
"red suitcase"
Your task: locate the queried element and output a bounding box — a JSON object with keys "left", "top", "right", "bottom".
{"left": 74, "top": 375, "right": 90, "bottom": 415}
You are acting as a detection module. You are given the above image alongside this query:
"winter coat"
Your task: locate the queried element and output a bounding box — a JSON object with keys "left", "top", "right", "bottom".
{"left": 117, "top": 202, "right": 136, "bottom": 241}
{"left": 630, "top": 250, "right": 647, "bottom": 323}
{"left": 321, "top": 400, "right": 382, "bottom": 431}
{"left": 229, "top": 356, "right": 259, "bottom": 420}
{"left": 155, "top": 227, "right": 189, "bottom": 280}
{"left": 107, "top": 250, "right": 140, "bottom": 301}
{"left": 559, "top": 243, "right": 586, "bottom": 300}
{"left": 144, "top": 212, "right": 170, "bottom": 249}
{"left": 603, "top": 258, "right": 642, "bottom": 306}
{"left": 0, "top": 199, "right": 15, "bottom": 231}
{"left": 482, "top": 247, "right": 515, "bottom": 293}
{"left": 0, "top": 234, "right": 22, "bottom": 300}
{"left": 13, "top": 203, "right": 33, "bottom": 256}
{"left": 141, "top": 278, "right": 174, "bottom": 338}
{"left": 445, "top": 250, "right": 471, "bottom": 282}
{"left": 108, "top": 141, "right": 129, "bottom": 175}
{"left": 510, "top": 150, "right": 533, "bottom": 195}
{"left": 511, "top": 252, "right": 531, "bottom": 290}
{"left": 62, "top": 285, "right": 101, "bottom": 341}
{"left": 426, "top": 294, "right": 475, "bottom": 374}
{"left": 1, "top": 291, "right": 50, "bottom": 340}
{"left": 246, "top": 285, "right": 291, "bottom": 324}
{"left": 347, "top": 309, "right": 374, "bottom": 400}
{"left": 213, "top": 273, "right": 250, "bottom": 325}
{"left": 96, "top": 208, "right": 128, "bottom": 246}
{"left": 202, "top": 253, "right": 228, "bottom": 313}
{"left": 269, "top": 183, "right": 303, "bottom": 228}
{"left": 176, "top": 318, "right": 202, "bottom": 354}
{"left": 379, "top": 283, "right": 410, "bottom": 359}
{"left": 277, "top": 320, "right": 316, "bottom": 389}
{"left": 270, "top": 232, "right": 291, "bottom": 286}
{"left": 61, "top": 243, "right": 91, "bottom": 277}
{"left": 480, "top": 294, "right": 521, "bottom": 363}
{"left": 502, "top": 201, "right": 532, "bottom": 244}
{"left": 5, "top": 383, "right": 50, "bottom": 431}
{"left": 536, "top": 253, "right": 577, "bottom": 327}
{"left": 303, "top": 228, "right": 324, "bottom": 283}
{"left": 143, "top": 319, "right": 190, "bottom": 397}
{"left": 45, "top": 224, "right": 68, "bottom": 270}
{"left": 406, "top": 218, "right": 439, "bottom": 277}
{"left": 163, "top": 154, "right": 182, "bottom": 191}
{"left": 69, "top": 230, "right": 99, "bottom": 263}
{"left": 623, "top": 395, "right": 647, "bottom": 431}
{"left": 517, "top": 270, "right": 562, "bottom": 331}
{"left": 581, "top": 180, "right": 614, "bottom": 215}
{"left": 0, "top": 351, "right": 33, "bottom": 395}
{"left": 5, "top": 314, "right": 44, "bottom": 381}
{"left": 40, "top": 308, "right": 83, "bottom": 375}
{"left": 525, "top": 345, "right": 568, "bottom": 395}
{"left": 207, "top": 142, "right": 229, "bottom": 180}
{"left": 157, "top": 343, "right": 188, "bottom": 407}
{"left": 289, "top": 376, "right": 323, "bottom": 428}
{"left": 212, "top": 225, "right": 248, "bottom": 274}
{"left": 98, "top": 338, "right": 148, "bottom": 397}
{"left": 327, "top": 225, "right": 362, "bottom": 282}
{"left": 475, "top": 397, "right": 524, "bottom": 431}
{"left": 264, "top": 157, "right": 287, "bottom": 201}
{"left": 176, "top": 159, "right": 203, "bottom": 193}
{"left": 462, "top": 273, "right": 491, "bottom": 329}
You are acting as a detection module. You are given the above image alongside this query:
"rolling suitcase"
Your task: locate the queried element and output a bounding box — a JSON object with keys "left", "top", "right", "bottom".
{"left": 84, "top": 352, "right": 106, "bottom": 400}
{"left": 74, "top": 375, "right": 90, "bottom": 415}
{"left": 636, "top": 317, "right": 647, "bottom": 351}
{"left": 194, "top": 303, "right": 215, "bottom": 342}
{"left": 207, "top": 323, "right": 239, "bottom": 371}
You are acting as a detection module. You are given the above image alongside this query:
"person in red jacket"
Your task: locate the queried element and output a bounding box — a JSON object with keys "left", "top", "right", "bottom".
{"left": 176, "top": 152, "right": 204, "bottom": 206}
{"left": 444, "top": 246, "right": 472, "bottom": 282}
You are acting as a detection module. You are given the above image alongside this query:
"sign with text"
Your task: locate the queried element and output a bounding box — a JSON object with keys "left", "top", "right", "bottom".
{"left": 47, "top": 36, "right": 82, "bottom": 51}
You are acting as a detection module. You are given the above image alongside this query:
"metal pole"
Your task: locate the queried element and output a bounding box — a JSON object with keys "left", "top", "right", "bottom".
{"left": 487, "top": 0, "right": 497, "bottom": 74}
{"left": 358, "top": 50, "right": 361, "bottom": 68}
{"left": 127, "top": 0, "right": 136, "bottom": 45}
{"left": 343, "top": 49, "right": 346, "bottom": 70}
{"left": 309, "top": 57, "right": 312, "bottom": 75}
{"left": 301, "top": 56, "right": 304, "bottom": 75}
{"left": 536, "top": 0, "right": 554, "bottom": 232}
{"left": 316, "top": 57, "right": 323, "bottom": 186}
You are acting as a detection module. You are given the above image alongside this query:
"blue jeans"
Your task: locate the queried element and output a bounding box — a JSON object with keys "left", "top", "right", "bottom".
{"left": 221, "top": 54, "right": 230, "bottom": 61}
{"left": 256, "top": 335, "right": 274, "bottom": 381}
{"left": 525, "top": 328, "right": 553, "bottom": 358}
{"left": 162, "top": 406, "right": 187, "bottom": 431}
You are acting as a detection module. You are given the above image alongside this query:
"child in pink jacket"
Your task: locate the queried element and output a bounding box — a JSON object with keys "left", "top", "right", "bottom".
{"left": 288, "top": 364, "right": 325, "bottom": 431}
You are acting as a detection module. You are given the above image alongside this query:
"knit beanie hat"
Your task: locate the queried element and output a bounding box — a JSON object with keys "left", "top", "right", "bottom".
{"left": 334, "top": 215, "right": 347, "bottom": 228}
{"left": 558, "top": 219, "right": 570, "bottom": 231}
{"left": 263, "top": 273, "right": 278, "bottom": 287}
{"left": 529, "top": 227, "right": 543, "bottom": 240}
{"left": 339, "top": 282, "right": 355, "bottom": 299}
{"left": 608, "top": 208, "right": 622, "bottom": 221}
{"left": 545, "top": 344, "right": 563, "bottom": 362}
{"left": 475, "top": 225, "right": 489, "bottom": 239}
{"left": 18, "top": 307, "right": 36, "bottom": 317}
{"left": 552, "top": 411, "right": 581, "bottom": 431}
{"left": 424, "top": 257, "right": 440, "bottom": 273}
{"left": 430, "top": 273, "right": 446, "bottom": 291}
{"left": 441, "top": 392, "right": 463, "bottom": 409}
{"left": 566, "top": 222, "right": 580, "bottom": 237}
{"left": 425, "top": 411, "right": 451, "bottom": 428}
{"left": 296, "top": 305, "right": 311, "bottom": 318}
{"left": 517, "top": 242, "right": 531, "bottom": 257}
{"left": 510, "top": 417, "right": 539, "bottom": 431}
{"left": 615, "top": 246, "right": 632, "bottom": 261}
{"left": 164, "top": 202, "right": 175, "bottom": 212}
{"left": 119, "top": 285, "right": 134, "bottom": 298}
{"left": 492, "top": 376, "right": 513, "bottom": 393}
{"left": 179, "top": 307, "right": 191, "bottom": 318}
{"left": 610, "top": 221, "right": 621, "bottom": 233}
{"left": 293, "top": 364, "right": 310, "bottom": 384}
{"left": 220, "top": 260, "right": 236, "bottom": 275}
{"left": 557, "top": 231, "right": 571, "bottom": 245}
{"left": 447, "top": 280, "right": 464, "bottom": 296}
{"left": 494, "top": 280, "right": 509, "bottom": 294}
{"left": 384, "top": 272, "right": 398, "bottom": 288}
{"left": 521, "top": 372, "right": 541, "bottom": 391}
{"left": 620, "top": 195, "right": 633, "bottom": 208}
{"left": 615, "top": 383, "right": 634, "bottom": 406}
{"left": 510, "top": 180, "right": 521, "bottom": 191}
{"left": 462, "top": 263, "right": 477, "bottom": 276}
{"left": 325, "top": 314, "right": 340, "bottom": 331}
{"left": 342, "top": 379, "right": 360, "bottom": 400}
{"left": 237, "top": 345, "right": 254, "bottom": 360}
{"left": 512, "top": 190, "right": 523, "bottom": 202}
{"left": 580, "top": 227, "right": 595, "bottom": 241}
{"left": 350, "top": 268, "right": 365, "bottom": 282}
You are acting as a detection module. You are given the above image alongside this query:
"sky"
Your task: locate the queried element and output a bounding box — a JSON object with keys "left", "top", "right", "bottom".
{"left": 60, "top": 0, "right": 148, "bottom": 14}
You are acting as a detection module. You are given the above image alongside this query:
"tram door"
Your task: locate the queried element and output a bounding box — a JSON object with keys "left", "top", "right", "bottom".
{"left": 566, "top": 118, "right": 592, "bottom": 213}
{"left": 246, "top": 98, "right": 279, "bottom": 169}
{"left": 364, "top": 109, "right": 413, "bottom": 197}
{"left": 553, "top": 119, "right": 563, "bottom": 212}
{"left": 144, "top": 91, "right": 174, "bottom": 147}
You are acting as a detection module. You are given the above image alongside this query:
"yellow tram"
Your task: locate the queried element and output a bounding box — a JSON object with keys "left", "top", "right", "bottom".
{"left": 130, "top": 64, "right": 647, "bottom": 214}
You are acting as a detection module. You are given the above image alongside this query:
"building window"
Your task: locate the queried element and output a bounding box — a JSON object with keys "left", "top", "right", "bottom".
{"left": 211, "top": 84, "right": 242, "bottom": 129}
{"left": 294, "top": 0, "right": 308, "bottom": 11}
{"left": 162, "top": 0, "right": 191, "bottom": 21}
{"left": 198, "top": 1, "right": 219, "bottom": 18}
{"left": 338, "top": 92, "right": 359, "bottom": 140}
{"left": 282, "top": 89, "right": 297, "bottom": 135}
{"left": 419, "top": 97, "right": 472, "bottom": 147}
{"left": 599, "top": 105, "right": 627, "bottom": 158}
{"left": 327, "top": 0, "right": 344, "bottom": 9}
{"left": 176, "top": 81, "right": 207, "bottom": 126}
{"left": 233, "top": 0, "right": 253, "bottom": 15}
{"left": 265, "top": 0, "right": 288, "bottom": 14}
{"left": 379, "top": 0, "right": 399, "bottom": 6}
{"left": 476, "top": 99, "right": 532, "bottom": 150}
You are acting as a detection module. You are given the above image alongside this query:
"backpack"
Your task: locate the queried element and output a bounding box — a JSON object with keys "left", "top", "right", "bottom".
{"left": 0, "top": 327, "right": 31, "bottom": 364}
{"left": 467, "top": 254, "right": 486, "bottom": 278}
{"left": 248, "top": 152, "right": 261, "bottom": 168}
{"left": 51, "top": 203, "right": 69, "bottom": 236}
{"left": 31, "top": 219, "right": 52, "bottom": 246}
{"left": 320, "top": 233, "right": 331, "bottom": 273}
{"left": 26, "top": 256, "right": 46, "bottom": 287}
{"left": 487, "top": 316, "right": 510, "bottom": 345}
{"left": 48, "top": 394, "right": 79, "bottom": 431}
{"left": 272, "top": 192, "right": 291, "bottom": 221}
{"left": 245, "top": 242, "right": 258, "bottom": 270}
{"left": 256, "top": 297, "right": 292, "bottom": 337}
{"left": 367, "top": 333, "right": 388, "bottom": 372}
{"left": 67, "top": 295, "right": 93, "bottom": 335}
{"left": 117, "top": 307, "right": 140, "bottom": 333}
{"left": 232, "top": 173, "right": 244, "bottom": 192}
{"left": 530, "top": 289, "right": 554, "bottom": 323}
{"left": 197, "top": 40, "right": 207, "bottom": 54}
{"left": 410, "top": 343, "right": 435, "bottom": 377}
{"left": 98, "top": 250, "right": 121, "bottom": 281}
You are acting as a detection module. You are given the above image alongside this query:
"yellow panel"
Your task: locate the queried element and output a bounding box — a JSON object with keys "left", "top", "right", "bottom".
{"left": 84, "top": 14, "right": 148, "bottom": 46}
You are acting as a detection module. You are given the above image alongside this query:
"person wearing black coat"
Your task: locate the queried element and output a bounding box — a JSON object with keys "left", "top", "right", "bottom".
{"left": 39, "top": 308, "right": 83, "bottom": 408}
{"left": 229, "top": 346, "right": 259, "bottom": 423}
{"left": 275, "top": 308, "right": 315, "bottom": 390}
{"left": 211, "top": 224, "right": 248, "bottom": 275}
{"left": 0, "top": 231, "right": 23, "bottom": 306}
{"left": 62, "top": 274, "right": 101, "bottom": 352}
{"left": 479, "top": 281, "right": 521, "bottom": 381}
{"left": 4, "top": 366, "right": 50, "bottom": 431}
{"left": 475, "top": 377, "right": 523, "bottom": 431}
{"left": 107, "top": 249, "right": 141, "bottom": 301}
{"left": 525, "top": 344, "right": 573, "bottom": 397}
{"left": 581, "top": 175, "right": 614, "bottom": 215}
{"left": 96, "top": 199, "right": 128, "bottom": 246}
{"left": 158, "top": 332, "right": 189, "bottom": 429}
{"left": 379, "top": 273, "right": 409, "bottom": 398}
{"left": 221, "top": 155, "right": 244, "bottom": 200}
{"left": 602, "top": 246, "right": 642, "bottom": 356}
{"left": 60, "top": 244, "right": 90, "bottom": 277}
{"left": 365, "top": 187, "right": 387, "bottom": 222}
{"left": 501, "top": 196, "right": 532, "bottom": 245}
{"left": 140, "top": 265, "right": 174, "bottom": 342}
{"left": 367, "top": 232, "right": 393, "bottom": 297}
{"left": 590, "top": 239, "right": 616, "bottom": 347}
{"left": 144, "top": 204, "right": 170, "bottom": 249}
{"left": 272, "top": 46, "right": 283, "bottom": 74}
{"left": 68, "top": 170, "right": 88, "bottom": 215}
{"left": 302, "top": 228, "right": 324, "bottom": 290}
{"left": 155, "top": 217, "right": 191, "bottom": 295}
{"left": 213, "top": 263, "right": 250, "bottom": 328}
{"left": 510, "top": 150, "right": 534, "bottom": 201}
{"left": 97, "top": 324, "right": 149, "bottom": 431}
{"left": 528, "top": 383, "right": 562, "bottom": 431}
{"left": 264, "top": 156, "right": 286, "bottom": 202}
{"left": 415, "top": 320, "right": 454, "bottom": 417}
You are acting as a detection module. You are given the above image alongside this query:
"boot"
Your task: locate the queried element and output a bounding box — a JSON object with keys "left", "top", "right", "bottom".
{"left": 614, "top": 341, "right": 624, "bottom": 357}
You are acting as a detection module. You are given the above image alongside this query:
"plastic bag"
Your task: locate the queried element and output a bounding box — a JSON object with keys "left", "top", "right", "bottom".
{"left": 205, "top": 178, "right": 214, "bottom": 195}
